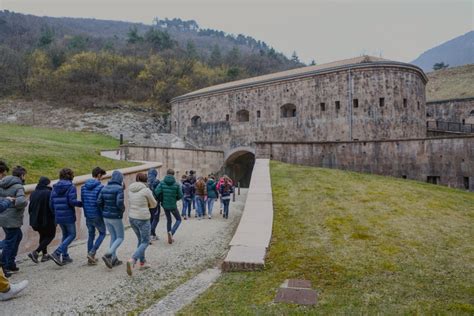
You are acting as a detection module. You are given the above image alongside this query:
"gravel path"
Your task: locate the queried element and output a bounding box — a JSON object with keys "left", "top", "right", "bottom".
{"left": 141, "top": 268, "right": 221, "bottom": 315}
{"left": 2, "top": 190, "right": 247, "bottom": 315}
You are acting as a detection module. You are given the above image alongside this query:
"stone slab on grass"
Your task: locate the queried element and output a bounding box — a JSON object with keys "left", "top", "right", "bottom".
{"left": 274, "top": 288, "right": 318, "bottom": 305}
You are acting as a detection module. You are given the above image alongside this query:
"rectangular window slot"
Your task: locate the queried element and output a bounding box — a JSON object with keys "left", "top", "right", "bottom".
{"left": 464, "top": 177, "right": 470, "bottom": 190}
{"left": 353, "top": 99, "right": 359, "bottom": 108}
{"left": 335, "top": 101, "right": 340, "bottom": 110}
{"left": 427, "top": 176, "right": 440, "bottom": 185}
{"left": 403, "top": 98, "right": 407, "bottom": 108}
{"left": 320, "top": 103, "right": 325, "bottom": 111}
{"left": 225, "top": 114, "right": 229, "bottom": 121}
{"left": 379, "top": 97, "right": 385, "bottom": 107}
{"left": 257, "top": 110, "right": 261, "bottom": 118}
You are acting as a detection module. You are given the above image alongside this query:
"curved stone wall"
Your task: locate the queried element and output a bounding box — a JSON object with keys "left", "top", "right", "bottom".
{"left": 171, "top": 61, "right": 427, "bottom": 152}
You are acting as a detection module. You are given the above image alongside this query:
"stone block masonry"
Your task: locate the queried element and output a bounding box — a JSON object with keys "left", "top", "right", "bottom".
{"left": 256, "top": 136, "right": 474, "bottom": 191}
{"left": 121, "top": 145, "right": 224, "bottom": 178}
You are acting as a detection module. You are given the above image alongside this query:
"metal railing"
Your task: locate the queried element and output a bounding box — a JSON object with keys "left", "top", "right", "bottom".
{"left": 427, "top": 120, "right": 474, "bottom": 134}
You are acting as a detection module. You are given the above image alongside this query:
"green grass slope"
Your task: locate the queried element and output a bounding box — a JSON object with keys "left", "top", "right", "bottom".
{"left": 427, "top": 64, "right": 474, "bottom": 101}
{"left": 180, "top": 161, "right": 474, "bottom": 315}
{"left": 0, "top": 124, "right": 136, "bottom": 184}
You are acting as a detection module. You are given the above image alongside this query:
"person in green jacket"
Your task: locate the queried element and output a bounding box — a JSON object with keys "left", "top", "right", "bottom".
{"left": 154, "top": 169, "right": 183, "bottom": 244}
{"left": 206, "top": 176, "right": 219, "bottom": 219}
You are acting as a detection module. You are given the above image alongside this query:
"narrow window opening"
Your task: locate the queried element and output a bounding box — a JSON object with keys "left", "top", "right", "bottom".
{"left": 464, "top": 177, "right": 470, "bottom": 190}
{"left": 379, "top": 97, "right": 385, "bottom": 107}
{"left": 320, "top": 102, "right": 325, "bottom": 111}
{"left": 236, "top": 109, "right": 249, "bottom": 122}
{"left": 417, "top": 101, "right": 420, "bottom": 110}
{"left": 281, "top": 103, "right": 297, "bottom": 118}
{"left": 335, "top": 101, "right": 340, "bottom": 110}
{"left": 257, "top": 110, "right": 261, "bottom": 118}
{"left": 403, "top": 98, "right": 407, "bottom": 108}
{"left": 174, "top": 121, "right": 177, "bottom": 128}
{"left": 353, "top": 99, "right": 359, "bottom": 108}
{"left": 427, "top": 176, "right": 440, "bottom": 185}
{"left": 462, "top": 119, "right": 465, "bottom": 125}
{"left": 225, "top": 114, "right": 229, "bottom": 121}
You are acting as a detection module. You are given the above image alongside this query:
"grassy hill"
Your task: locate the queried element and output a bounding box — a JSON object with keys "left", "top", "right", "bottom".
{"left": 180, "top": 161, "right": 474, "bottom": 315}
{"left": 0, "top": 124, "right": 136, "bottom": 184}
{"left": 426, "top": 64, "right": 474, "bottom": 101}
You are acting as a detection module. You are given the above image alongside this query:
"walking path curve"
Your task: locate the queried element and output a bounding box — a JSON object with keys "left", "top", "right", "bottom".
{"left": 2, "top": 190, "right": 247, "bottom": 315}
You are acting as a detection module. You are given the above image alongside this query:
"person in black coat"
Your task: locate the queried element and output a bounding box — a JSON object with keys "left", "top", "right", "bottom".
{"left": 27, "top": 177, "right": 56, "bottom": 263}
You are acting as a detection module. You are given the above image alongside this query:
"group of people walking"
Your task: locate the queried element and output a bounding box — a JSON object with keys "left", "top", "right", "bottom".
{"left": 0, "top": 160, "right": 235, "bottom": 301}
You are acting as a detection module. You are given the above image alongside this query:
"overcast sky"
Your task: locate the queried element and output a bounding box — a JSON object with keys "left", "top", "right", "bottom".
{"left": 1, "top": 0, "right": 473, "bottom": 64}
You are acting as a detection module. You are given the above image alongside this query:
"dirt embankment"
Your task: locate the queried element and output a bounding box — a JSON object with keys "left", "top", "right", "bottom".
{"left": 0, "top": 99, "right": 188, "bottom": 147}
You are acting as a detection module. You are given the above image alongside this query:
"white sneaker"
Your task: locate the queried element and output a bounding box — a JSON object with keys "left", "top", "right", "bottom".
{"left": 0, "top": 280, "right": 28, "bottom": 301}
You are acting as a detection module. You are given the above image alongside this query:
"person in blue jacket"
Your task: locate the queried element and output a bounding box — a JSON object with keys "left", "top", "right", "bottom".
{"left": 97, "top": 170, "right": 125, "bottom": 268}
{"left": 49, "top": 168, "right": 83, "bottom": 266}
{"left": 147, "top": 168, "right": 160, "bottom": 241}
{"left": 81, "top": 167, "right": 106, "bottom": 265}
{"left": 0, "top": 198, "right": 14, "bottom": 214}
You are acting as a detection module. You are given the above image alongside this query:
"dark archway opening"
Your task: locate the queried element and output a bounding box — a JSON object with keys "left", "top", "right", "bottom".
{"left": 224, "top": 151, "right": 255, "bottom": 188}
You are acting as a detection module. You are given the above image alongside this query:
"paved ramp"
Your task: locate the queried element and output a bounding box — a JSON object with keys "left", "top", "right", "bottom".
{"left": 222, "top": 159, "right": 273, "bottom": 271}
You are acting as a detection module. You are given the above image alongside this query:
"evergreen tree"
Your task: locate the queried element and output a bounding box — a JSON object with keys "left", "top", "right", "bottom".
{"left": 127, "top": 26, "right": 143, "bottom": 44}
{"left": 433, "top": 62, "right": 449, "bottom": 71}
{"left": 291, "top": 51, "right": 300, "bottom": 64}
{"left": 208, "top": 44, "right": 222, "bottom": 67}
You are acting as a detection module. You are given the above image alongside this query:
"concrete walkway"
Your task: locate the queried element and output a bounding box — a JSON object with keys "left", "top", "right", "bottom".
{"left": 2, "top": 190, "right": 247, "bottom": 315}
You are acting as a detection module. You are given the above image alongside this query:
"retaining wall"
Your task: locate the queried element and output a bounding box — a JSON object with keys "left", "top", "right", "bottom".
{"left": 256, "top": 136, "right": 474, "bottom": 191}
{"left": 121, "top": 145, "right": 224, "bottom": 177}
{"left": 0, "top": 162, "right": 162, "bottom": 254}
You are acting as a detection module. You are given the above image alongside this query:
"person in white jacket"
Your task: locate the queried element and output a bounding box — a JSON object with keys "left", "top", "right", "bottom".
{"left": 126, "top": 173, "right": 157, "bottom": 276}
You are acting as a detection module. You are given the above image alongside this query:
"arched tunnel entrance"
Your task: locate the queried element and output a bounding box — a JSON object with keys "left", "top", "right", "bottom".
{"left": 224, "top": 150, "right": 255, "bottom": 188}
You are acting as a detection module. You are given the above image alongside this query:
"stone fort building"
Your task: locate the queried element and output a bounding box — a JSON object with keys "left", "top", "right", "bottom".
{"left": 124, "top": 56, "right": 473, "bottom": 190}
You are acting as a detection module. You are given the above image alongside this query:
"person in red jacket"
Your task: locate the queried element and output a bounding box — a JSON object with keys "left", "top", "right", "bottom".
{"left": 216, "top": 175, "right": 233, "bottom": 214}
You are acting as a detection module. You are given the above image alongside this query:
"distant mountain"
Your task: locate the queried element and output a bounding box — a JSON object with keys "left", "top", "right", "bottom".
{"left": 411, "top": 31, "right": 474, "bottom": 72}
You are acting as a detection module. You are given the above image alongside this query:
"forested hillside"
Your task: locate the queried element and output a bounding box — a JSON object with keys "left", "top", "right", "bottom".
{"left": 0, "top": 10, "right": 302, "bottom": 109}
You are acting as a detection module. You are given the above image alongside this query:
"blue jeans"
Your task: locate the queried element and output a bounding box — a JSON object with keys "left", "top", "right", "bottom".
{"left": 1, "top": 227, "right": 22, "bottom": 268}
{"left": 207, "top": 198, "right": 216, "bottom": 217}
{"left": 104, "top": 218, "right": 124, "bottom": 260}
{"left": 55, "top": 223, "right": 76, "bottom": 258}
{"left": 149, "top": 207, "right": 161, "bottom": 236}
{"left": 182, "top": 197, "right": 192, "bottom": 217}
{"left": 86, "top": 217, "right": 106, "bottom": 255}
{"left": 129, "top": 218, "right": 150, "bottom": 263}
{"left": 164, "top": 208, "right": 182, "bottom": 235}
{"left": 223, "top": 199, "right": 231, "bottom": 218}
{"left": 196, "top": 196, "right": 206, "bottom": 217}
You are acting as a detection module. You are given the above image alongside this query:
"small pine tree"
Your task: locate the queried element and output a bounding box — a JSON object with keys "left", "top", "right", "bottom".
{"left": 433, "top": 62, "right": 449, "bottom": 71}
{"left": 310, "top": 59, "right": 316, "bottom": 66}
{"left": 291, "top": 51, "right": 299, "bottom": 64}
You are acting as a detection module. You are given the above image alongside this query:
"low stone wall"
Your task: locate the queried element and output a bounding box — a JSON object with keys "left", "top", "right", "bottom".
{"left": 0, "top": 162, "right": 162, "bottom": 254}
{"left": 121, "top": 145, "right": 224, "bottom": 178}
{"left": 256, "top": 136, "right": 474, "bottom": 191}
{"left": 222, "top": 159, "right": 274, "bottom": 271}
{"left": 426, "top": 97, "right": 474, "bottom": 124}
